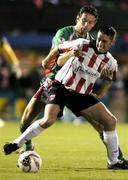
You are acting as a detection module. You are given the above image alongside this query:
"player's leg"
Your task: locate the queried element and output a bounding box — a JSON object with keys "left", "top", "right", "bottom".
{"left": 20, "top": 96, "right": 44, "bottom": 151}
{"left": 3, "top": 103, "right": 60, "bottom": 155}
{"left": 20, "top": 85, "right": 47, "bottom": 151}
{"left": 3, "top": 81, "right": 65, "bottom": 155}
{"left": 86, "top": 117, "right": 124, "bottom": 161}
{"left": 80, "top": 102, "right": 128, "bottom": 169}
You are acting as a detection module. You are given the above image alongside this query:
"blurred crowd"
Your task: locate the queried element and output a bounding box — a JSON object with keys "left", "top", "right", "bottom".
{"left": 1, "top": 0, "right": 128, "bottom": 10}
{"left": 33, "top": 0, "right": 128, "bottom": 10}
{"left": 0, "top": 48, "right": 44, "bottom": 120}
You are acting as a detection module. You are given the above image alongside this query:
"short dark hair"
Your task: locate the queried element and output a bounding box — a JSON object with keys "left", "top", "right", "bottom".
{"left": 77, "top": 4, "right": 98, "bottom": 21}
{"left": 99, "top": 26, "right": 117, "bottom": 40}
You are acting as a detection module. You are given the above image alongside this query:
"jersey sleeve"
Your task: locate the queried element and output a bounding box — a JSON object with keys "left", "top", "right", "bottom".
{"left": 58, "top": 38, "right": 88, "bottom": 53}
{"left": 52, "top": 29, "right": 67, "bottom": 48}
{"left": 108, "top": 54, "right": 118, "bottom": 81}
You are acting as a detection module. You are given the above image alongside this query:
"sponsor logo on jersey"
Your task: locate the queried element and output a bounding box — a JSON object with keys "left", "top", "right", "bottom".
{"left": 74, "top": 65, "right": 99, "bottom": 77}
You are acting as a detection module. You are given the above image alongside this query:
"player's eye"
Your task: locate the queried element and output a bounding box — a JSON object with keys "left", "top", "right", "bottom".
{"left": 82, "top": 19, "right": 87, "bottom": 23}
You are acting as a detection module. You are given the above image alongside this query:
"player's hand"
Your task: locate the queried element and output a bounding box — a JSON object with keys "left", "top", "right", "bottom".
{"left": 101, "top": 68, "right": 113, "bottom": 79}
{"left": 71, "top": 46, "right": 82, "bottom": 58}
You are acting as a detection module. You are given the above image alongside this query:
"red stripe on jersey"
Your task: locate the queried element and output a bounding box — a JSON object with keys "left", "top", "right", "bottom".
{"left": 112, "top": 70, "right": 116, "bottom": 81}
{"left": 65, "top": 72, "right": 76, "bottom": 87}
{"left": 88, "top": 53, "right": 97, "bottom": 67}
{"left": 85, "top": 83, "right": 94, "bottom": 94}
{"left": 75, "top": 78, "right": 86, "bottom": 93}
{"left": 79, "top": 44, "right": 89, "bottom": 63}
{"left": 82, "top": 44, "right": 89, "bottom": 52}
{"left": 97, "top": 56, "right": 109, "bottom": 73}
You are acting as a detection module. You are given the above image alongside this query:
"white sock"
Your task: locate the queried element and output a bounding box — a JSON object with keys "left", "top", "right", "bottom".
{"left": 103, "top": 130, "right": 119, "bottom": 165}
{"left": 14, "top": 120, "right": 44, "bottom": 147}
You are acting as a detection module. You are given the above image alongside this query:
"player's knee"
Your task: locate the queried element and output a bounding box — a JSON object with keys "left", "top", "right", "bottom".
{"left": 111, "top": 115, "right": 117, "bottom": 127}
{"left": 40, "top": 116, "right": 56, "bottom": 128}
{"left": 106, "top": 115, "right": 117, "bottom": 130}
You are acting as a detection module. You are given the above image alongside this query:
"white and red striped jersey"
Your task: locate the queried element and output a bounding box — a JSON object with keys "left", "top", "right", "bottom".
{"left": 55, "top": 38, "right": 118, "bottom": 94}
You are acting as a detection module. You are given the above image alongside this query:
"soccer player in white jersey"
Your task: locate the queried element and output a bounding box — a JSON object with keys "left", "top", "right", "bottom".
{"left": 16, "top": 5, "right": 124, "bottom": 163}
{"left": 3, "top": 26, "right": 128, "bottom": 169}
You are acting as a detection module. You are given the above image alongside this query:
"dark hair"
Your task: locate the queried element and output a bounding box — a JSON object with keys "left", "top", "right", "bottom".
{"left": 77, "top": 4, "right": 98, "bottom": 21}
{"left": 99, "top": 26, "right": 117, "bottom": 39}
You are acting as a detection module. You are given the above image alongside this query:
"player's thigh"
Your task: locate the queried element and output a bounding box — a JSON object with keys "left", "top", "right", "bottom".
{"left": 80, "top": 102, "right": 117, "bottom": 129}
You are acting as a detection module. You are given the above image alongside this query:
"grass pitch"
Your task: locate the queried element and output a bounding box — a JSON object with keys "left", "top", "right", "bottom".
{"left": 0, "top": 121, "right": 128, "bottom": 180}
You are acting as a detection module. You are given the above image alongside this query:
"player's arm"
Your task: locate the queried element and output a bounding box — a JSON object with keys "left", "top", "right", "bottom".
{"left": 42, "top": 47, "right": 59, "bottom": 69}
{"left": 57, "top": 39, "right": 83, "bottom": 66}
{"left": 100, "top": 68, "right": 113, "bottom": 80}
{"left": 42, "top": 47, "right": 73, "bottom": 70}
{"left": 96, "top": 59, "right": 117, "bottom": 99}
{"left": 95, "top": 79, "right": 113, "bottom": 99}
{"left": 41, "top": 29, "right": 67, "bottom": 70}
{"left": 57, "top": 47, "right": 82, "bottom": 66}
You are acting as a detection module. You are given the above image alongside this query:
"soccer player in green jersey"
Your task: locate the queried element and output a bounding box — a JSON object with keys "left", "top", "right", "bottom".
{"left": 20, "top": 4, "right": 99, "bottom": 151}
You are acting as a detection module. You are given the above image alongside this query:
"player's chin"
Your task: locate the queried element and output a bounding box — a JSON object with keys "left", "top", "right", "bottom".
{"left": 97, "top": 48, "right": 105, "bottom": 54}
{"left": 81, "top": 28, "right": 88, "bottom": 35}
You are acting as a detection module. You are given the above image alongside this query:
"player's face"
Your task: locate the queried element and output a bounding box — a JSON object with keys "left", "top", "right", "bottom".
{"left": 96, "top": 32, "right": 114, "bottom": 53}
{"left": 75, "top": 13, "right": 97, "bottom": 35}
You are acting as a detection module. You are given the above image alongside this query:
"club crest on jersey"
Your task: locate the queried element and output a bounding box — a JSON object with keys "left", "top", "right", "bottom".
{"left": 48, "top": 94, "right": 56, "bottom": 101}
{"left": 58, "top": 37, "right": 65, "bottom": 44}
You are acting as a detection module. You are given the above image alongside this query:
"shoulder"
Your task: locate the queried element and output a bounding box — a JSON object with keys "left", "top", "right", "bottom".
{"left": 52, "top": 26, "right": 74, "bottom": 47}
{"left": 107, "top": 52, "right": 117, "bottom": 62}
{"left": 54, "top": 26, "right": 74, "bottom": 39}
{"left": 106, "top": 52, "right": 118, "bottom": 70}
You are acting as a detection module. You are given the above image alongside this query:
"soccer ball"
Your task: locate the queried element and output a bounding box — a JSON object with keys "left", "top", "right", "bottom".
{"left": 17, "top": 151, "right": 42, "bottom": 173}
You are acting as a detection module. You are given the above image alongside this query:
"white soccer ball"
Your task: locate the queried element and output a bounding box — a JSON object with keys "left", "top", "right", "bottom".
{"left": 17, "top": 151, "right": 42, "bottom": 173}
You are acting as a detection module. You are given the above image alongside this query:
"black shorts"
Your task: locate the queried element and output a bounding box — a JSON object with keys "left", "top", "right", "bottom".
{"left": 47, "top": 81, "right": 100, "bottom": 116}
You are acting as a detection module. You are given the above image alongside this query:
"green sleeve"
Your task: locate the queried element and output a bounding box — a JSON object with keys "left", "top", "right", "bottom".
{"left": 51, "top": 26, "right": 73, "bottom": 48}
{"left": 52, "top": 30, "right": 65, "bottom": 48}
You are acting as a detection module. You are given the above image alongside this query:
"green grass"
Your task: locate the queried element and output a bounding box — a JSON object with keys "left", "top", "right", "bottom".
{"left": 0, "top": 121, "right": 128, "bottom": 180}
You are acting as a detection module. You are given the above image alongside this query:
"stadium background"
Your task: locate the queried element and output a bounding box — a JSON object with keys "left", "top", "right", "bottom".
{"left": 0, "top": 0, "right": 128, "bottom": 122}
